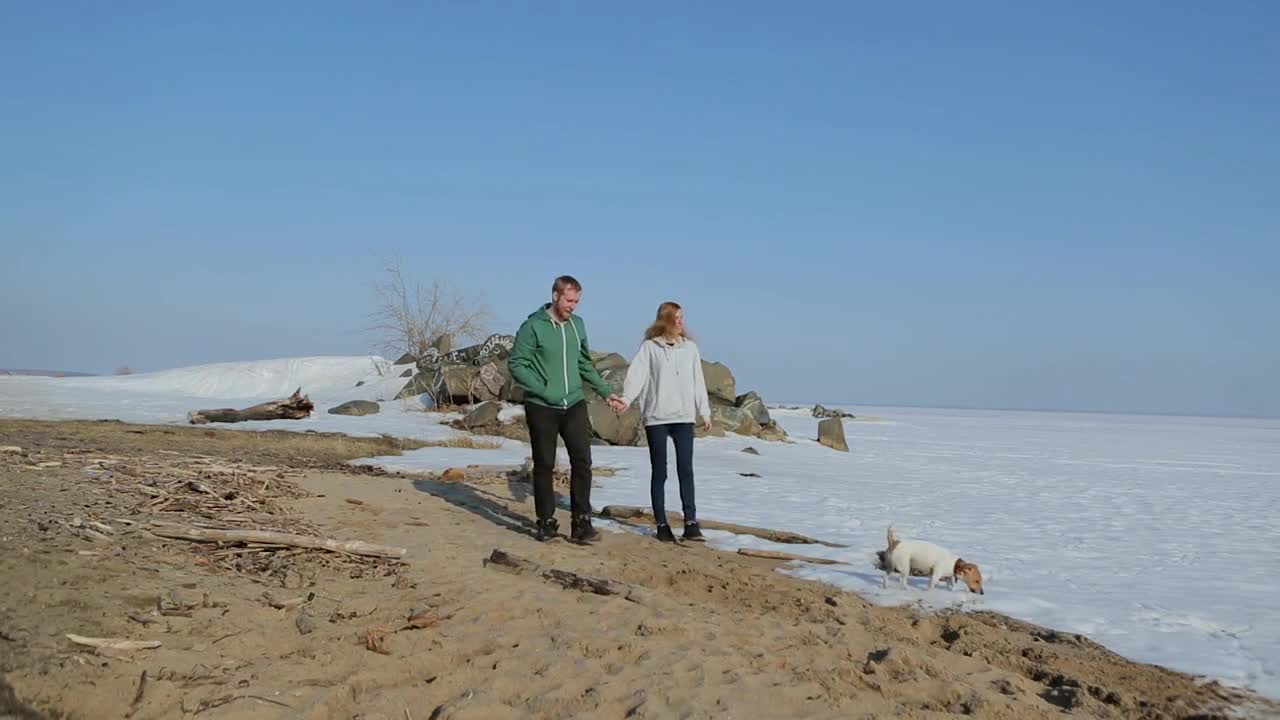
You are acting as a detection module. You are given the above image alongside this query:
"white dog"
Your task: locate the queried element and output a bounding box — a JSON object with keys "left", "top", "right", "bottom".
{"left": 879, "top": 526, "right": 984, "bottom": 594}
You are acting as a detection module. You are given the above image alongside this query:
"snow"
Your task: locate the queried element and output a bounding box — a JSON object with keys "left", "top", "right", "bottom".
{"left": 2, "top": 357, "right": 1278, "bottom": 698}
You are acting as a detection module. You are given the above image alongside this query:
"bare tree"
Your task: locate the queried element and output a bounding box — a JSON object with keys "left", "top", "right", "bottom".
{"left": 369, "top": 257, "right": 492, "bottom": 359}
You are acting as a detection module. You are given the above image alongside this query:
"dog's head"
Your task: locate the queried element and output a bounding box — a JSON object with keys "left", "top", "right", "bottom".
{"left": 953, "top": 559, "right": 984, "bottom": 594}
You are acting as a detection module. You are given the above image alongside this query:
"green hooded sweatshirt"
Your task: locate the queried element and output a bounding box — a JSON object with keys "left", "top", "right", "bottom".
{"left": 508, "top": 304, "right": 614, "bottom": 409}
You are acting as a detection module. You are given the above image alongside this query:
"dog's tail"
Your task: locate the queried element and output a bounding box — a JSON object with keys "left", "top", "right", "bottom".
{"left": 886, "top": 524, "right": 899, "bottom": 551}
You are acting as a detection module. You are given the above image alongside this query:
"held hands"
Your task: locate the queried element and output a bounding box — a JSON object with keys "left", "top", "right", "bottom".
{"left": 702, "top": 419, "right": 713, "bottom": 432}
{"left": 607, "top": 394, "right": 627, "bottom": 414}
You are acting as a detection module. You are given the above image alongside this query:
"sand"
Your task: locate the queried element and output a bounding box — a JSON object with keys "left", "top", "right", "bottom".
{"left": 0, "top": 419, "right": 1272, "bottom": 719}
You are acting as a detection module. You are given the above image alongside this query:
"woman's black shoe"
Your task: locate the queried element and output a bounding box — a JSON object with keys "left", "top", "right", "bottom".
{"left": 682, "top": 521, "right": 705, "bottom": 542}
{"left": 655, "top": 524, "right": 676, "bottom": 543}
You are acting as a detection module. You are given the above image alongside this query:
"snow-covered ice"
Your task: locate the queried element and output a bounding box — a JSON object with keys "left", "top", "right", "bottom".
{"left": 2, "top": 357, "right": 1278, "bottom": 697}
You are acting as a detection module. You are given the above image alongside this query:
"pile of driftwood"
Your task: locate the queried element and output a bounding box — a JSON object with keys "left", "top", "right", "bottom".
{"left": 11, "top": 447, "right": 407, "bottom": 582}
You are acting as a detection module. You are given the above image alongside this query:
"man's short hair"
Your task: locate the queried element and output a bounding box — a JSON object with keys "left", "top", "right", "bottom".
{"left": 552, "top": 275, "right": 582, "bottom": 294}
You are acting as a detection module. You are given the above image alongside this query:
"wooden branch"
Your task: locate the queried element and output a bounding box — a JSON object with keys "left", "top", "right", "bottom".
{"left": 736, "top": 548, "right": 844, "bottom": 565}
{"left": 599, "top": 505, "right": 847, "bottom": 548}
{"left": 66, "top": 634, "right": 161, "bottom": 651}
{"left": 188, "top": 388, "right": 314, "bottom": 425}
{"left": 483, "top": 548, "right": 540, "bottom": 575}
{"left": 148, "top": 523, "right": 407, "bottom": 559}
{"left": 541, "top": 568, "right": 630, "bottom": 597}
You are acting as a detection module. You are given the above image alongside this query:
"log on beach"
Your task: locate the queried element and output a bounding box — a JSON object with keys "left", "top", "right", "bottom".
{"left": 736, "top": 548, "right": 844, "bottom": 565}
{"left": 187, "top": 388, "right": 314, "bottom": 425}
{"left": 599, "top": 505, "right": 847, "bottom": 548}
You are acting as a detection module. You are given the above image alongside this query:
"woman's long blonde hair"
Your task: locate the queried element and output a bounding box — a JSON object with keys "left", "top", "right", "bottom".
{"left": 644, "top": 301, "right": 692, "bottom": 341}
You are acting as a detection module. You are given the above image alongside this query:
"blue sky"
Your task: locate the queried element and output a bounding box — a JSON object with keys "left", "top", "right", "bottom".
{"left": 2, "top": 2, "right": 1277, "bottom": 417}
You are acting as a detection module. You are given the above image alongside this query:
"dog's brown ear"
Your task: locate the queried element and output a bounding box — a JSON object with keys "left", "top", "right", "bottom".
{"left": 954, "top": 559, "right": 966, "bottom": 575}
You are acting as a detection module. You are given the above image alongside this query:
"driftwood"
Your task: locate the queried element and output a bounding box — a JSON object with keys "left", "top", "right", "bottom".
{"left": 542, "top": 568, "right": 631, "bottom": 597}
{"left": 483, "top": 548, "right": 540, "bottom": 574}
{"left": 482, "top": 549, "right": 659, "bottom": 606}
{"left": 148, "top": 523, "right": 407, "bottom": 559}
{"left": 599, "top": 505, "right": 847, "bottom": 548}
{"left": 736, "top": 548, "right": 844, "bottom": 565}
{"left": 66, "top": 634, "right": 161, "bottom": 651}
{"left": 188, "top": 388, "right": 314, "bottom": 425}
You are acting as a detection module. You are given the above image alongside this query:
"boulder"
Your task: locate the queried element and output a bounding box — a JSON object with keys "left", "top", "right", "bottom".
{"left": 701, "top": 361, "right": 736, "bottom": 404}
{"left": 591, "top": 352, "right": 629, "bottom": 373}
{"left": 587, "top": 395, "right": 644, "bottom": 446}
{"left": 813, "top": 404, "right": 855, "bottom": 419}
{"left": 742, "top": 446, "right": 760, "bottom": 455}
{"left": 394, "top": 352, "right": 417, "bottom": 366}
{"left": 470, "top": 360, "right": 511, "bottom": 402}
{"left": 429, "top": 364, "right": 481, "bottom": 405}
{"left": 328, "top": 400, "right": 381, "bottom": 416}
{"left": 694, "top": 422, "right": 726, "bottom": 438}
{"left": 735, "top": 391, "right": 771, "bottom": 426}
{"left": 461, "top": 401, "right": 502, "bottom": 428}
{"left": 817, "top": 417, "right": 849, "bottom": 452}
{"left": 710, "top": 405, "right": 762, "bottom": 436}
{"left": 396, "top": 373, "right": 433, "bottom": 400}
{"left": 400, "top": 368, "right": 414, "bottom": 377}
{"left": 431, "top": 334, "right": 453, "bottom": 354}
{"left": 441, "top": 334, "right": 517, "bottom": 366}
{"left": 474, "top": 334, "right": 516, "bottom": 363}
{"left": 755, "top": 421, "right": 788, "bottom": 442}
{"left": 416, "top": 347, "right": 443, "bottom": 370}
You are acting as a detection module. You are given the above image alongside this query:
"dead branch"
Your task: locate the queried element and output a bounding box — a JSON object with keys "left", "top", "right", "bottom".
{"left": 599, "top": 505, "right": 847, "bottom": 547}
{"left": 187, "top": 388, "right": 314, "bottom": 425}
{"left": 736, "top": 548, "right": 844, "bottom": 565}
{"left": 148, "top": 523, "right": 407, "bottom": 559}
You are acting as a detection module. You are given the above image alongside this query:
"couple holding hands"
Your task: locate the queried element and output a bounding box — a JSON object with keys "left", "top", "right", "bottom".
{"left": 508, "top": 275, "right": 712, "bottom": 545}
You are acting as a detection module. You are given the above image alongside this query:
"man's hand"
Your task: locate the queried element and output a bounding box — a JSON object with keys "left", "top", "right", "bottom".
{"left": 606, "top": 394, "right": 626, "bottom": 413}
{"left": 702, "top": 419, "right": 713, "bottom": 432}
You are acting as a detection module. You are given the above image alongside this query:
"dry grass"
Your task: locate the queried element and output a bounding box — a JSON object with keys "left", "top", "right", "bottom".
{"left": 420, "top": 436, "right": 503, "bottom": 450}
{"left": 0, "top": 419, "right": 431, "bottom": 466}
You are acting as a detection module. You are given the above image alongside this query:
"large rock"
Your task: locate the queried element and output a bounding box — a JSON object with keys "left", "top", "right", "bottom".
{"left": 475, "top": 334, "right": 516, "bottom": 363}
{"left": 416, "top": 347, "right": 443, "bottom": 370}
{"left": 461, "top": 401, "right": 502, "bottom": 428}
{"left": 710, "top": 404, "right": 761, "bottom": 436}
{"left": 431, "top": 334, "right": 453, "bottom": 354}
{"left": 817, "top": 417, "right": 848, "bottom": 452}
{"left": 701, "top": 361, "right": 736, "bottom": 404}
{"left": 813, "top": 404, "right": 855, "bottom": 419}
{"left": 591, "top": 352, "right": 629, "bottom": 373}
{"left": 396, "top": 373, "right": 433, "bottom": 400}
{"left": 328, "top": 400, "right": 381, "bottom": 416}
{"left": 756, "top": 421, "right": 788, "bottom": 442}
{"left": 735, "top": 391, "right": 771, "bottom": 426}
{"left": 587, "top": 395, "right": 644, "bottom": 446}
{"left": 394, "top": 352, "right": 417, "bottom": 366}
{"left": 430, "top": 364, "right": 481, "bottom": 405}
{"left": 470, "top": 360, "right": 511, "bottom": 402}
{"left": 694, "top": 422, "right": 726, "bottom": 438}
{"left": 441, "top": 334, "right": 516, "bottom": 366}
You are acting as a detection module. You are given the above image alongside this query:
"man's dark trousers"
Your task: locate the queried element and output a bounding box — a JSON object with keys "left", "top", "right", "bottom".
{"left": 524, "top": 400, "right": 593, "bottom": 520}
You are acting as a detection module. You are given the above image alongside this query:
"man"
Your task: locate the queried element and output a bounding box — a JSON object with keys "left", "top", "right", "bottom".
{"left": 508, "top": 275, "right": 624, "bottom": 543}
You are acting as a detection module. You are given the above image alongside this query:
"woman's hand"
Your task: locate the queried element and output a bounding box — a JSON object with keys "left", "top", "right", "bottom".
{"left": 702, "top": 419, "right": 713, "bottom": 432}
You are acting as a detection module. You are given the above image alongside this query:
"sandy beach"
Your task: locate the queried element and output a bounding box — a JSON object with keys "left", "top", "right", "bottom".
{"left": 0, "top": 419, "right": 1272, "bottom": 719}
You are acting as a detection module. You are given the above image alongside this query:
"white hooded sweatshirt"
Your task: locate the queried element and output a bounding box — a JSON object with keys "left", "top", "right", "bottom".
{"left": 621, "top": 337, "right": 712, "bottom": 427}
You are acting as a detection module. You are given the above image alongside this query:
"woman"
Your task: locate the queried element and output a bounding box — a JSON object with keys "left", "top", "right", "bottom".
{"left": 617, "top": 302, "right": 713, "bottom": 542}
